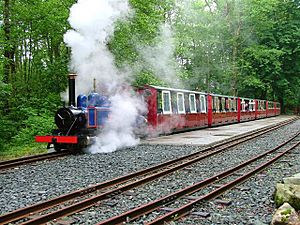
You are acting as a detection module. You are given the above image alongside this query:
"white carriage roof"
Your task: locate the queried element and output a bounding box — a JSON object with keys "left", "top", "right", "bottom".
{"left": 147, "top": 85, "right": 277, "bottom": 102}
{"left": 149, "top": 85, "right": 207, "bottom": 95}
{"left": 149, "top": 85, "right": 237, "bottom": 98}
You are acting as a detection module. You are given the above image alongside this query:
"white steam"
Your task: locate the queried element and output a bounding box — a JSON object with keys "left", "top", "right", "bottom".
{"left": 89, "top": 92, "right": 146, "bottom": 153}
{"left": 64, "top": 0, "right": 146, "bottom": 153}
{"left": 64, "top": 0, "right": 131, "bottom": 95}
{"left": 138, "top": 24, "right": 181, "bottom": 87}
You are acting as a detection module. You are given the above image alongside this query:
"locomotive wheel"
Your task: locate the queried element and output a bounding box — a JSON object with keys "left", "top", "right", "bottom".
{"left": 54, "top": 143, "right": 62, "bottom": 152}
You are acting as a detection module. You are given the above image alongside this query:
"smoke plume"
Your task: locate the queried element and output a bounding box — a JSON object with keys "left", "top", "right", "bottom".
{"left": 64, "top": 0, "right": 146, "bottom": 153}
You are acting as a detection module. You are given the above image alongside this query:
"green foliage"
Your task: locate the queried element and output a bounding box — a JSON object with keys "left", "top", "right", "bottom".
{"left": 0, "top": 116, "right": 18, "bottom": 150}
{"left": 11, "top": 111, "right": 54, "bottom": 146}
{"left": 239, "top": 45, "right": 284, "bottom": 99}
{"left": 245, "top": 0, "right": 300, "bottom": 109}
{"left": 134, "top": 70, "right": 164, "bottom": 87}
{"left": 0, "top": 0, "right": 73, "bottom": 157}
{"left": 1, "top": 0, "right": 300, "bottom": 158}
{"left": 109, "top": 0, "right": 176, "bottom": 86}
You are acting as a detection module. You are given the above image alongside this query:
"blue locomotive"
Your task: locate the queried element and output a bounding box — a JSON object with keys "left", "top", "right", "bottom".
{"left": 36, "top": 74, "right": 111, "bottom": 151}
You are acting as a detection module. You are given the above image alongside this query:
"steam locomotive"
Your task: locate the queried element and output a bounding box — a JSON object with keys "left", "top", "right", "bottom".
{"left": 35, "top": 74, "right": 111, "bottom": 151}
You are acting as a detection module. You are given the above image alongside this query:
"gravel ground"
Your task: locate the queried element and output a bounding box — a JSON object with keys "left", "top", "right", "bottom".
{"left": 0, "top": 119, "right": 299, "bottom": 225}
{"left": 0, "top": 145, "right": 201, "bottom": 214}
{"left": 175, "top": 146, "right": 300, "bottom": 225}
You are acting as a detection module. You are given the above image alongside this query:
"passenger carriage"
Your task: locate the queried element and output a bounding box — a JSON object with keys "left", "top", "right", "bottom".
{"left": 239, "top": 98, "right": 256, "bottom": 122}
{"left": 256, "top": 100, "right": 267, "bottom": 119}
{"left": 139, "top": 85, "right": 281, "bottom": 134}
{"left": 209, "top": 94, "right": 238, "bottom": 125}
{"left": 139, "top": 85, "right": 209, "bottom": 133}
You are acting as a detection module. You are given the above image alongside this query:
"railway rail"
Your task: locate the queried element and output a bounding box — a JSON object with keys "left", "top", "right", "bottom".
{"left": 99, "top": 131, "right": 300, "bottom": 225}
{"left": 0, "top": 117, "right": 298, "bottom": 225}
{"left": 0, "top": 150, "right": 72, "bottom": 171}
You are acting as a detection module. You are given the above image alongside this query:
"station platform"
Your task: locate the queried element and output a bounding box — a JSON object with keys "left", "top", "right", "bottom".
{"left": 142, "top": 115, "right": 296, "bottom": 146}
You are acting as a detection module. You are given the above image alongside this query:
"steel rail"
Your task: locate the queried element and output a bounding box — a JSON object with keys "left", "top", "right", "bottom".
{"left": 147, "top": 135, "right": 300, "bottom": 225}
{"left": 0, "top": 151, "right": 72, "bottom": 170}
{"left": 96, "top": 131, "right": 300, "bottom": 225}
{"left": 0, "top": 117, "right": 297, "bottom": 224}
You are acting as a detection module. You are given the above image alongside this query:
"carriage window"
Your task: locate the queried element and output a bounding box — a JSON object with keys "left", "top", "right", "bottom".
{"left": 157, "top": 91, "right": 162, "bottom": 113}
{"left": 249, "top": 100, "right": 254, "bottom": 111}
{"left": 189, "top": 94, "right": 196, "bottom": 113}
{"left": 200, "top": 95, "right": 206, "bottom": 113}
{"left": 212, "top": 97, "right": 217, "bottom": 112}
{"left": 245, "top": 100, "right": 250, "bottom": 111}
{"left": 221, "top": 98, "right": 225, "bottom": 112}
{"left": 259, "top": 100, "right": 265, "bottom": 110}
{"left": 196, "top": 95, "right": 201, "bottom": 112}
{"left": 218, "top": 97, "right": 222, "bottom": 112}
{"left": 171, "top": 92, "right": 177, "bottom": 113}
{"left": 213, "top": 96, "right": 220, "bottom": 112}
{"left": 177, "top": 93, "right": 185, "bottom": 114}
{"left": 241, "top": 99, "right": 245, "bottom": 112}
{"left": 184, "top": 94, "right": 190, "bottom": 113}
{"left": 225, "top": 98, "right": 229, "bottom": 112}
{"left": 230, "top": 98, "right": 237, "bottom": 111}
{"left": 249, "top": 100, "right": 252, "bottom": 111}
{"left": 162, "top": 91, "right": 172, "bottom": 114}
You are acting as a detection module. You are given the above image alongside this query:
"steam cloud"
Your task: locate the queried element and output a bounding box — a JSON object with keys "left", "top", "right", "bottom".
{"left": 138, "top": 24, "right": 181, "bottom": 87}
{"left": 64, "top": 0, "right": 131, "bottom": 95}
{"left": 64, "top": 0, "right": 146, "bottom": 153}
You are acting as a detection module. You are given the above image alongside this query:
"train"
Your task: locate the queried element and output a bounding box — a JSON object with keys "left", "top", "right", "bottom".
{"left": 35, "top": 74, "right": 280, "bottom": 151}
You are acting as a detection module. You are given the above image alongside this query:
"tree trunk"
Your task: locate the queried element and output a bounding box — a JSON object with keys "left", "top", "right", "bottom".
{"left": 3, "top": 0, "right": 15, "bottom": 84}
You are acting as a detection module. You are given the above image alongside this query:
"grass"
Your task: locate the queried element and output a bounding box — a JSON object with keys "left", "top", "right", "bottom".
{"left": 0, "top": 143, "right": 48, "bottom": 161}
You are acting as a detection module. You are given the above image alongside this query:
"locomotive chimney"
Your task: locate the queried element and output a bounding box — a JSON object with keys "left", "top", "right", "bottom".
{"left": 68, "top": 73, "right": 77, "bottom": 107}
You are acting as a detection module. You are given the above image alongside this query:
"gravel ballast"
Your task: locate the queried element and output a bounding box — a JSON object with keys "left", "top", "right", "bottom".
{"left": 0, "top": 119, "right": 299, "bottom": 225}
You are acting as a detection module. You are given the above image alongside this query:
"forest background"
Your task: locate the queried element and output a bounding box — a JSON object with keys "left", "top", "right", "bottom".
{"left": 0, "top": 0, "right": 299, "bottom": 158}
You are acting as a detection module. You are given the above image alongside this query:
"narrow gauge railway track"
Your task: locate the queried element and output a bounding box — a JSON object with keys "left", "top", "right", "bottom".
{"left": 0, "top": 117, "right": 298, "bottom": 225}
{"left": 140, "top": 132, "right": 300, "bottom": 225}
{"left": 96, "top": 132, "right": 300, "bottom": 224}
{"left": 0, "top": 150, "right": 72, "bottom": 171}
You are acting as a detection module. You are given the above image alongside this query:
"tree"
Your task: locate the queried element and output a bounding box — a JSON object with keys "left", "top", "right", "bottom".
{"left": 242, "top": 0, "right": 300, "bottom": 111}
{"left": 109, "top": 0, "right": 176, "bottom": 86}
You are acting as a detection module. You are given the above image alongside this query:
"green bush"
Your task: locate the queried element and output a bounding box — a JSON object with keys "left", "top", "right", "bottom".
{"left": 11, "top": 112, "right": 55, "bottom": 146}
